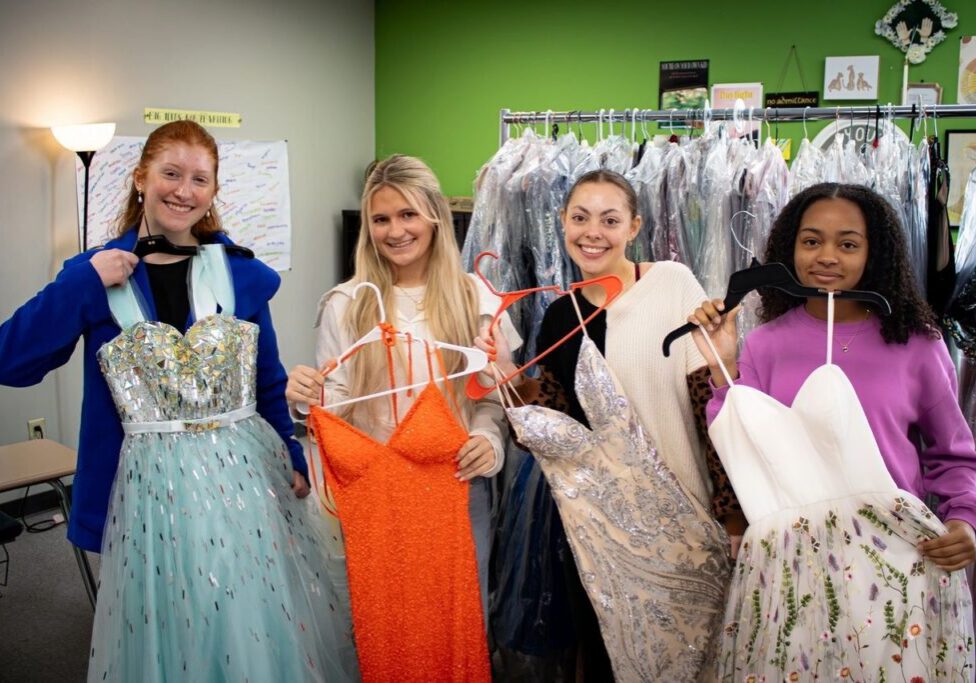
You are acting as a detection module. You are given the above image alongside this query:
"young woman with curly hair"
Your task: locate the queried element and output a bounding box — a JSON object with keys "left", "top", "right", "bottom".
{"left": 689, "top": 182, "right": 976, "bottom": 680}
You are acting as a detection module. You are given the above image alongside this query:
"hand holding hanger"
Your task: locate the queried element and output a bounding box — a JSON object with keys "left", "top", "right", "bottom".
{"left": 662, "top": 211, "right": 892, "bottom": 357}
{"left": 466, "top": 251, "right": 624, "bottom": 400}
{"left": 133, "top": 212, "right": 254, "bottom": 259}
{"left": 662, "top": 259, "right": 891, "bottom": 357}
{"left": 473, "top": 320, "right": 516, "bottom": 382}
{"left": 293, "top": 282, "right": 488, "bottom": 416}
{"left": 686, "top": 299, "right": 743, "bottom": 387}
{"left": 90, "top": 249, "right": 140, "bottom": 288}
{"left": 285, "top": 363, "right": 327, "bottom": 411}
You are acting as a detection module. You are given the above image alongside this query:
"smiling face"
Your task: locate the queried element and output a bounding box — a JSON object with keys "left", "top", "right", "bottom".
{"left": 134, "top": 142, "right": 217, "bottom": 245}
{"left": 367, "top": 184, "right": 435, "bottom": 285}
{"left": 793, "top": 197, "right": 869, "bottom": 292}
{"left": 561, "top": 180, "right": 641, "bottom": 279}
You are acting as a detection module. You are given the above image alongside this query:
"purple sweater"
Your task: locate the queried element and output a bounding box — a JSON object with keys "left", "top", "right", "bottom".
{"left": 707, "top": 306, "right": 976, "bottom": 531}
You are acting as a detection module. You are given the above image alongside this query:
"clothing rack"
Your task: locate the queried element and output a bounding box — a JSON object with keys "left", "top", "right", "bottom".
{"left": 499, "top": 104, "right": 976, "bottom": 145}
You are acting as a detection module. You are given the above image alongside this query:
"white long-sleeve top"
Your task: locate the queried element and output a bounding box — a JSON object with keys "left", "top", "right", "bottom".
{"left": 313, "top": 275, "right": 522, "bottom": 477}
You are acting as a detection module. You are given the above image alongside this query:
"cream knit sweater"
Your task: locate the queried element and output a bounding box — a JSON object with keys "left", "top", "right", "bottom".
{"left": 605, "top": 261, "right": 712, "bottom": 508}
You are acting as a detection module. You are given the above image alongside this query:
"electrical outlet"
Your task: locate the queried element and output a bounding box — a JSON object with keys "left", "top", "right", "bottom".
{"left": 27, "top": 417, "right": 46, "bottom": 440}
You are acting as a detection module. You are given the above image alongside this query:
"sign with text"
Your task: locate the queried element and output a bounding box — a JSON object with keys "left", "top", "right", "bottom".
{"left": 711, "top": 83, "right": 763, "bottom": 110}
{"left": 144, "top": 108, "right": 243, "bottom": 128}
{"left": 765, "top": 91, "right": 819, "bottom": 107}
{"left": 73, "top": 137, "right": 291, "bottom": 270}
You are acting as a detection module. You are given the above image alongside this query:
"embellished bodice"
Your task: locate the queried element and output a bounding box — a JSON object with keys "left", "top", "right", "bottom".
{"left": 96, "top": 245, "right": 256, "bottom": 423}
{"left": 98, "top": 317, "right": 258, "bottom": 423}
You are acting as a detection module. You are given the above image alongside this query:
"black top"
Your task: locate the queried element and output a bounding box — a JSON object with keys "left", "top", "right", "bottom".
{"left": 537, "top": 294, "right": 605, "bottom": 428}
{"left": 536, "top": 263, "right": 641, "bottom": 428}
{"left": 145, "top": 258, "right": 191, "bottom": 330}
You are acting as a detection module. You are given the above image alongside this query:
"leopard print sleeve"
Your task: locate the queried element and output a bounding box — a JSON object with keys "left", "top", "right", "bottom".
{"left": 531, "top": 367, "right": 570, "bottom": 412}
{"left": 687, "top": 366, "right": 742, "bottom": 521}
{"left": 506, "top": 367, "right": 571, "bottom": 412}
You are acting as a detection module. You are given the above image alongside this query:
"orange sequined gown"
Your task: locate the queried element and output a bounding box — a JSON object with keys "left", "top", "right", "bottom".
{"left": 308, "top": 371, "right": 491, "bottom": 683}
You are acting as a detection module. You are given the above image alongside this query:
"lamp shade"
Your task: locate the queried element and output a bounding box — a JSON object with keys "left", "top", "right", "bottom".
{"left": 51, "top": 122, "right": 116, "bottom": 152}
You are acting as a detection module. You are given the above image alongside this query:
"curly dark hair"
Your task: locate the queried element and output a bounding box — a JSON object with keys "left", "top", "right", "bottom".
{"left": 760, "top": 182, "right": 938, "bottom": 344}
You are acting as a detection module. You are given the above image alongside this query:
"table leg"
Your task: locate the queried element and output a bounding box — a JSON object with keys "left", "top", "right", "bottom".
{"left": 49, "top": 479, "right": 97, "bottom": 609}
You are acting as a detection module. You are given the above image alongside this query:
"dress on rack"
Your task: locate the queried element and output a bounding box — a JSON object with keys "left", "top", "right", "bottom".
{"left": 88, "top": 245, "right": 357, "bottom": 683}
{"left": 702, "top": 298, "right": 975, "bottom": 681}
{"left": 308, "top": 347, "right": 490, "bottom": 683}
{"left": 505, "top": 331, "right": 730, "bottom": 682}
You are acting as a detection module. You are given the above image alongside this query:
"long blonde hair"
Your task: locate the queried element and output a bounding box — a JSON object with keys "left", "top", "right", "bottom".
{"left": 343, "top": 155, "right": 479, "bottom": 422}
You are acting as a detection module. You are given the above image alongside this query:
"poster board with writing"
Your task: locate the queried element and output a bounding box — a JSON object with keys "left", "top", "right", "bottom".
{"left": 73, "top": 136, "right": 292, "bottom": 271}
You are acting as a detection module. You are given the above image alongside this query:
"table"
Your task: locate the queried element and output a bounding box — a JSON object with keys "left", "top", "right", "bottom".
{"left": 0, "top": 439, "right": 97, "bottom": 608}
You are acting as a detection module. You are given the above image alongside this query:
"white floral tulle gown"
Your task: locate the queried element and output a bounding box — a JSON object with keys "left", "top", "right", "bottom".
{"left": 701, "top": 296, "right": 974, "bottom": 682}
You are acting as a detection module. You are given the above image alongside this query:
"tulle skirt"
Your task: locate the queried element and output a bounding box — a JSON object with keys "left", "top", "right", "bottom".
{"left": 88, "top": 416, "right": 359, "bottom": 682}
{"left": 719, "top": 492, "right": 974, "bottom": 682}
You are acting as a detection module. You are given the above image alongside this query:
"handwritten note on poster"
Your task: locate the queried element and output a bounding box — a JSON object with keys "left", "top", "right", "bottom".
{"left": 73, "top": 136, "right": 292, "bottom": 271}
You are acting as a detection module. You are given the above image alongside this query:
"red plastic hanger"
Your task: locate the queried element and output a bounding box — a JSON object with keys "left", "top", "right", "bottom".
{"left": 465, "top": 251, "right": 623, "bottom": 400}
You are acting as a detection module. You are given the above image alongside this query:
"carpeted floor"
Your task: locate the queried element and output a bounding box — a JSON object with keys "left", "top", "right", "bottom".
{"left": 0, "top": 509, "right": 97, "bottom": 683}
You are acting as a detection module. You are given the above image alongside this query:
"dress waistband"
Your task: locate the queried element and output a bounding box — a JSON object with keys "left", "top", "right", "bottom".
{"left": 122, "top": 404, "right": 257, "bottom": 434}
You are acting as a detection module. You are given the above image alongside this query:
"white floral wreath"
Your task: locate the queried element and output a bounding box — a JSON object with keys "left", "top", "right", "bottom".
{"left": 874, "top": 0, "right": 958, "bottom": 64}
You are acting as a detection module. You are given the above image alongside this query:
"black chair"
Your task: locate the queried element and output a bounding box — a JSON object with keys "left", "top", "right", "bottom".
{"left": 0, "top": 509, "right": 24, "bottom": 586}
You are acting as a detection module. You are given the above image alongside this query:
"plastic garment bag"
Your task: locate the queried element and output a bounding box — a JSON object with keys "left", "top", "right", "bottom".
{"left": 697, "top": 132, "right": 735, "bottom": 297}
{"left": 788, "top": 138, "right": 826, "bottom": 197}
{"left": 625, "top": 140, "right": 666, "bottom": 263}
{"left": 735, "top": 138, "right": 790, "bottom": 340}
{"left": 904, "top": 138, "right": 931, "bottom": 294}
{"left": 462, "top": 132, "right": 532, "bottom": 292}
{"left": 947, "top": 168, "right": 976, "bottom": 359}
{"left": 522, "top": 135, "right": 580, "bottom": 361}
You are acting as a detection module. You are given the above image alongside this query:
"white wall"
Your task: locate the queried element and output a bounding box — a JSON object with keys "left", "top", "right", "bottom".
{"left": 0, "top": 0, "right": 373, "bottom": 462}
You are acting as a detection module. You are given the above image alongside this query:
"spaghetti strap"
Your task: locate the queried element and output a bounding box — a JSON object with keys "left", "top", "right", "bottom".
{"left": 430, "top": 343, "right": 463, "bottom": 420}
{"left": 826, "top": 292, "right": 835, "bottom": 367}
{"left": 697, "top": 325, "right": 735, "bottom": 387}
{"left": 190, "top": 245, "right": 235, "bottom": 319}
{"left": 567, "top": 290, "right": 590, "bottom": 339}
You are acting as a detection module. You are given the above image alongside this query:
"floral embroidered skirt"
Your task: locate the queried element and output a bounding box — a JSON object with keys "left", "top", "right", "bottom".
{"left": 718, "top": 493, "right": 974, "bottom": 682}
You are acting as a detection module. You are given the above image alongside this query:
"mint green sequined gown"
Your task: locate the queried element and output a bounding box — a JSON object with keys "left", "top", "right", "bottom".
{"left": 87, "top": 246, "right": 359, "bottom": 682}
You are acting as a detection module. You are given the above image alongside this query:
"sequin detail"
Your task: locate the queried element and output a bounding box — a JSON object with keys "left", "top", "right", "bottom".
{"left": 98, "top": 316, "right": 258, "bottom": 423}
{"left": 507, "top": 336, "right": 731, "bottom": 682}
{"left": 309, "top": 382, "right": 491, "bottom": 683}
{"left": 89, "top": 312, "right": 359, "bottom": 682}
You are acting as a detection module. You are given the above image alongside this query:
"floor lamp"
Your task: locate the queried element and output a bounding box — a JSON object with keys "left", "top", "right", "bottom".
{"left": 51, "top": 123, "right": 116, "bottom": 252}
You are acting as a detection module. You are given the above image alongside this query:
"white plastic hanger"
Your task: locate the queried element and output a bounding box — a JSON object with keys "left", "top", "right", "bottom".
{"left": 320, "top": 281, "right": 489, "bottom": 411}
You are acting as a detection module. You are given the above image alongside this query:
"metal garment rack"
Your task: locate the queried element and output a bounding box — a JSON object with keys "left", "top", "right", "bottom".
{"left": 499, "top": 105, "right": 976, "bottom": 145}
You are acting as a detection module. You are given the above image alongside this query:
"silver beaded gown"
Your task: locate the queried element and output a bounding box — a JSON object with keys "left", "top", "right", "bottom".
{"left": 87, "top": 246, "right": 359, "bottom": 682}
{"left": 504, "top": 333, "right": 731, "bottom": 682}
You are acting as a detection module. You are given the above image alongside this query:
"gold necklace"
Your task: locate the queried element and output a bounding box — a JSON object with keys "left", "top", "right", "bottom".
{"left": 839, "top": 309, "right": 872, "bottom": 353}
{"left": 395, "top": 285, "right": 424, "bottom": 310}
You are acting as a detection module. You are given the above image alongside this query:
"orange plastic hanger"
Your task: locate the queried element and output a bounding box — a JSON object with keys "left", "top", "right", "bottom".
{"left": 465, "top": 251, "right": 623, "bottom": 400}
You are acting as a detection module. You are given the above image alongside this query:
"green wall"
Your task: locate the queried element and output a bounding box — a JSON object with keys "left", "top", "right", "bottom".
{"left": 376, "top": 0, "right": 976, "bottom": 197}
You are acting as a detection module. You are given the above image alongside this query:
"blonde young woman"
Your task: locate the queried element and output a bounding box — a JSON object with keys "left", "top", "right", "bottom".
{"left": 287, "top": 154, "right": 520, "bottom": 624}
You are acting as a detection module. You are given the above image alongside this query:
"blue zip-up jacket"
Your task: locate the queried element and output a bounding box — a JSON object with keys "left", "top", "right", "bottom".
{"left": 0, "top": 229, "right": 307, "bottom": 552}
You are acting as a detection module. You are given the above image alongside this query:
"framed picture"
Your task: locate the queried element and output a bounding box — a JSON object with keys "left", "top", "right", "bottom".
{"left": 904, "top": 82, "right": 942, "bottom": 107}
{"left": 659, "top": 60, "right": 709, "bottom": 125}
{"left": 824, "top": 55, "right": 879, "bottom": 100}
{"left": 961, "top": 36, "right": 976, "bottom": 104}
{"left": 946, "top": 130, "right": 976, "bottom": 227}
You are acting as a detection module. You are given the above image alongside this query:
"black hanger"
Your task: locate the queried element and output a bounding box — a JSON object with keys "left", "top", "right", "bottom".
{"left": 661, "top": 258, "right": 892, "bottom": 356}
{"left": 132, "top": 214, "right": 254, "bottom": 259}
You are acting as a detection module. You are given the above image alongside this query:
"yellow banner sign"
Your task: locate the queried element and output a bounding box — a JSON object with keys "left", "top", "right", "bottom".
{"left": 144, "top": 108, "right": 242, "bottom": 128}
